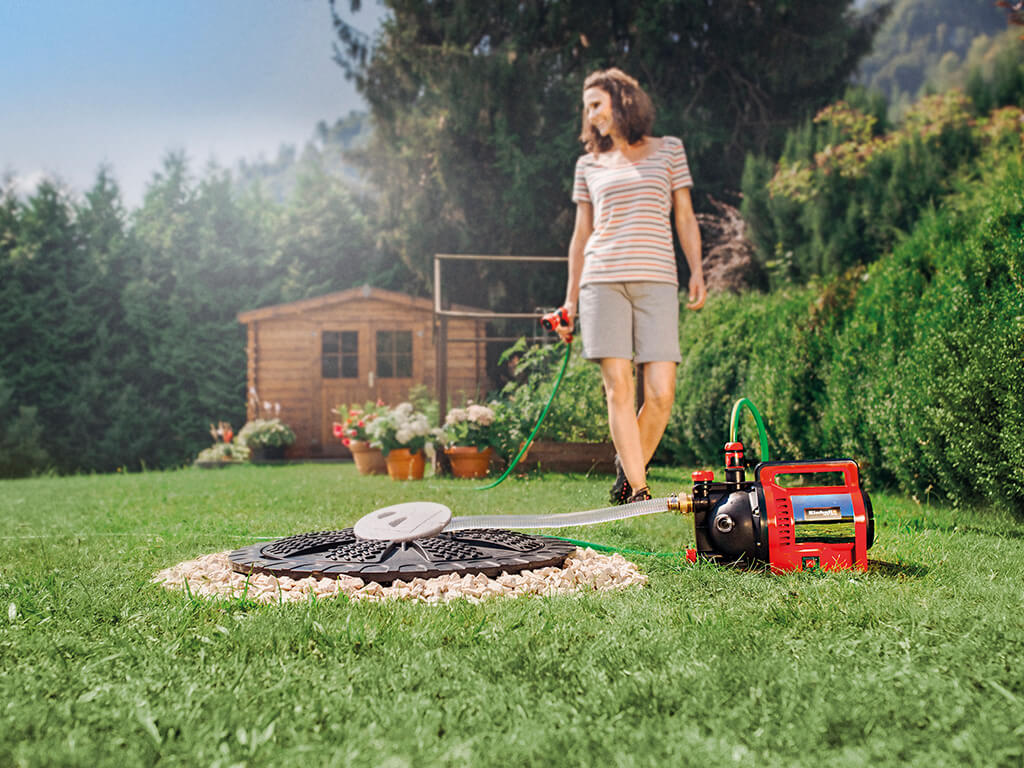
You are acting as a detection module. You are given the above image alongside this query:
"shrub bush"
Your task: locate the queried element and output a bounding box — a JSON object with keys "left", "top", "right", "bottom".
{"left": 669, "top": 144, "right": 1023, "bottom": 509}
{"left": 497, "top": 338, "right": 608, "bottom": 444}
{"left": 823, "top": 151, "right": 1024, "bottom": 506}
{"left": 741, "top": 90, "right": 992, "bottom": 286}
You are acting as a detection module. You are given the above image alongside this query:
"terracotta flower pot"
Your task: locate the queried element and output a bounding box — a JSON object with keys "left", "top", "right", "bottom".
{"left": 349, "top": 440, "right": 387, "bottom": 475}
{"left": 385, "top": 447, "right": 426, "bottom": 481}
{"left": 445, "top": 446, "right": 494, "bottom": 479}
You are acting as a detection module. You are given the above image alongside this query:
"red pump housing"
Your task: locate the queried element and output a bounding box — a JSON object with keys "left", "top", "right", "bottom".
{"left": 687, "top": 444, "right": 874, "bottom": 572}
{"left": 755, "top": 459, "right": 873, "bottom": 572}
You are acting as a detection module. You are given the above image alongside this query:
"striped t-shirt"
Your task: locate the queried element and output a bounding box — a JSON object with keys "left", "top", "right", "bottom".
{"left": 572, "top": 135, "right": 692, "bottom": 286}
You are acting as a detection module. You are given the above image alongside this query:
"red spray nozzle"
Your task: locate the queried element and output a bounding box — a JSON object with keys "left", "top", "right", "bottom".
{"left": 540, "top": 307, "right": 572, "bottom": 341}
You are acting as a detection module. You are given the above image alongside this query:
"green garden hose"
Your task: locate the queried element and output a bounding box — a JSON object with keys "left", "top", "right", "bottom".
{"left": 729, "top": 397, "right": 770, "bottom": 463}
{"left": 551, "top": 537, "right": 690, "bottom": 558}
{"left": 555, "top": 397, "right": 772, "bottom": 556}
{"left": 475, "top": 340, "right": 574, "bottom": 490}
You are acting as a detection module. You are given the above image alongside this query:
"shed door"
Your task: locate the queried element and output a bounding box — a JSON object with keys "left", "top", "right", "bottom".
{"left": 317, "top": 321, "right": 422, "bottom": 453}
{"left": 371, "top": 322, "right": 418, "bottom": 406}
{"left": 319, "top": 325, "right": 374, "bottom": 453}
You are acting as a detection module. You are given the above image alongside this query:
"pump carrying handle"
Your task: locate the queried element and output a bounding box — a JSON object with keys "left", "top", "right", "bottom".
{"left": 729, "top": 398, "right": 770, "bottom": 463}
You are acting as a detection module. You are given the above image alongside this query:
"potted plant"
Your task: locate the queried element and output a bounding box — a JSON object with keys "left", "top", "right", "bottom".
{"left": 440, "top": 403, "right": 500, "bottom": 478}
{"left": 195, "top": 422, "right": 250, "bottom": 467}
{"left": 365, "top": 402, "right": 441, "bottom": 481}
{"left": 237, "top": 418, "right": 296, "bottom": 462}
{"left": 332, "top": 401, "right": 389, "bottom": 475}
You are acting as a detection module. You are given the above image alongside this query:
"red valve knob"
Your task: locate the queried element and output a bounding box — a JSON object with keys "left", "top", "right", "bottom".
{"left": 691, "top": 470, "right": 714, "bottom": 483}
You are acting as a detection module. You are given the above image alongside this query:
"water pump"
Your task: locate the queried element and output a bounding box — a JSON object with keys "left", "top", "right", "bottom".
{"left": 683, "top": 441, "right": 875, "bottom": 572}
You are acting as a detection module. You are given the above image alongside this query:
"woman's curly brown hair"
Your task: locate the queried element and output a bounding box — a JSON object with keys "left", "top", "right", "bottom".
{"left": 579, "top": 68, "right": 655, "bottom": 154}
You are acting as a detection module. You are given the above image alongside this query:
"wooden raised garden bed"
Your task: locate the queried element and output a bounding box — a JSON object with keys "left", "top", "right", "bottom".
{"left": 514, "top": 440, "right": 616, "bottom": 474}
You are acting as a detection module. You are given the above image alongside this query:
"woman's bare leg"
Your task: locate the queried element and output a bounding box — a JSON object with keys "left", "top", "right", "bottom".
{"left": 636, "top": 361, "right": 677, "bottom": 464}
{"left": 599, "top": 358, "right": 646, "bottom": 491}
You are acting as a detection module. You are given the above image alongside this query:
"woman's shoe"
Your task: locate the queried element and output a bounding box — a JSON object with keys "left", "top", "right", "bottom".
{"left": 625, "top": 486, "right": 652, "bottom": 503}
{"left": 610, "top": 455, "right": 632, "bottom": 505}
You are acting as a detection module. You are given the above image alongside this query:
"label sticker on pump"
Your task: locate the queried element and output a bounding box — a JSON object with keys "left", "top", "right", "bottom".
{"left": 791, "top": 493, "right": 855, "bottom": 543}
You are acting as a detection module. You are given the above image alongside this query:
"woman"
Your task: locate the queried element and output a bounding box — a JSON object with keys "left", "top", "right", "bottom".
{"left": 555, "top": 68, "right": 706, "bottom": 504}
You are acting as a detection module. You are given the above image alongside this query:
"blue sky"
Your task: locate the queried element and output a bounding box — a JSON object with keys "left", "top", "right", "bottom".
{"left": 0, "top": 0, "right": 384, "bottom": 207}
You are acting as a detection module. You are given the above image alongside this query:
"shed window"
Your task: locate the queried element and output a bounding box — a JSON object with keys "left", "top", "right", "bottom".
{"left": 376, "top": 330, "right": 412, "bottom": 378}
{"left": 322, "top": 331, "right": 358, "bottom": 379}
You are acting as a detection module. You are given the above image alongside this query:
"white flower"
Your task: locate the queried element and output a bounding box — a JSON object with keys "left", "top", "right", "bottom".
{"left": 395, "top": 428, "right": 413, "bottom": 445}
{"left": 467, "top": 404, "right": 495, "bottom": 426}
{"left": 445, "top": 408, "right": 468, "bottom": 425}
{"left": 395, "top": 402, "right": 414, "bottom": 417}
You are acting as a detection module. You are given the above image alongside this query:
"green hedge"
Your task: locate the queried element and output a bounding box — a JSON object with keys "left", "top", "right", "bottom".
{"left": 664, "top": 149, "right": 1024, "bottom": 509}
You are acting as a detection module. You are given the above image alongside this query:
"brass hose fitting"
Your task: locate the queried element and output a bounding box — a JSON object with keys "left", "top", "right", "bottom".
{"left": 666, "top": 492, "right": 693, "bottom": 515}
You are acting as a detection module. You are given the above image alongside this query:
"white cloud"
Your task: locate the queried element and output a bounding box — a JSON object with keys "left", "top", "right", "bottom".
{"left": 5, "top": 169, "right": 50, "bottom": 199}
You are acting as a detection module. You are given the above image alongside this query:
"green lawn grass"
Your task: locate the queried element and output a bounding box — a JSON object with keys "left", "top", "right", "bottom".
{"left": 2, "top": 464, "right": 1022, "bottom": 767}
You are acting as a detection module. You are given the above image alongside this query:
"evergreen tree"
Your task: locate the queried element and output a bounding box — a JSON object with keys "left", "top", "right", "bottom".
{"left": 0, "top": 376, "right": 49, "bottom": 477}
{"left": 0, "top": 180, "right": 83, "bottom": 469}
{"left": 272, "top": 148, "right": 376, "bottom": 302}
{"left": 63, "top": 169, "right": 134, "bottom": 472}
{"left": 124, "top": 154, "right": 274, "bottom": 468}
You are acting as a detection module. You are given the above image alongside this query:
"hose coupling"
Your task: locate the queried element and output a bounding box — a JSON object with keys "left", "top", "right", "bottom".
{"left": 666, "top": 492, "right": 693, "bottom": 515}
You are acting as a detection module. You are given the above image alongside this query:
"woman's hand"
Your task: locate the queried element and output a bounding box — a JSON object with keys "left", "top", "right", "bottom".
{"left": 672, "top": 187, "right": 704, "bottom": 310}
{"left": 556, "top": 303, "right": 575, "bottom": 343}
{"left": 687, "top": 271, "right": 706, "bottom": 310}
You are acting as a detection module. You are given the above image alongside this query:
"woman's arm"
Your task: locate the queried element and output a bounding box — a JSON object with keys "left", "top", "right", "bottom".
{"left": 560, "top": 201, "right": 593, "bottom": 341}
{"left": 673, "top": 187, "right": 706, "bottom": 310}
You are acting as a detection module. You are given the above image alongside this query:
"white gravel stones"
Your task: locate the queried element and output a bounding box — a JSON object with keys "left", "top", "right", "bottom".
{"left": 152, "top": 547, "right": 647, "bottom": 604}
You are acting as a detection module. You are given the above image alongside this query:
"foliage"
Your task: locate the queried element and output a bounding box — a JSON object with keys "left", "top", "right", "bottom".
{"left": 332, "top": 0, "right": 885, "bottom": 303}
{"left": 856, "top": 0, "right": 1007, "bottom": 119}
{"left": 821, "top": 148, "right": 1024, "bottom": 506}
{"left": 236, "top": 419, "right": 296, "bottom": 450}
{"left": 667, "top": 137, "right": 1024, "bottom": 509}
{"left": 497, "top": 338, "right": 608, "bottom": 444}
{"left": 332, "top": 400, "right": 389, "bottom": 445}
{"left": 195, "top": 441, "right": 250, "bottom": 463}
{"left": 0, "top": 377, "right": 49, "bottom": 478}
{"left": 741, "top": 88, "right": 1021, "bottom": 285}
{"left": 365, "top": 402, "right": 442, "bottom": 456}
{"left": 2, "top": 467, "right": 1023, "bottom": 766}
{"left": 925, "top": 26, "right": 1024, "bottom": 114}
{"left": 195, "top": 422, "right": 248, "bottom": 463}
{"left": 440, "top": 403, "right": 500, "bottom": 451}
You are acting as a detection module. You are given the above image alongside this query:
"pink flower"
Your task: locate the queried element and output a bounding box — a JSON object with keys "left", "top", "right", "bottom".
{"left": 342, "top": 438, "right": 351, "bottom": 446}
{"left": 333, "top": 423, "right": 344, "bottom": 438}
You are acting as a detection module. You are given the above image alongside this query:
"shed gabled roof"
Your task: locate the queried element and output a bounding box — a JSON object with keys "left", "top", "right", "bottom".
{"left": 237, "top": 285, "right": 439, "bottom": 323}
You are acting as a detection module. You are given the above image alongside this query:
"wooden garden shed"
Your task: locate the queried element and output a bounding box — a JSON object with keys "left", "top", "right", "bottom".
{"left": 237, "top": 285, "right": 489, "bottom": 458}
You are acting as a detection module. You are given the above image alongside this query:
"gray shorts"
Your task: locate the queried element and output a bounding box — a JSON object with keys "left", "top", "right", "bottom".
{"left": 578, "top": 282, "right": 682, "bottom": 363}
